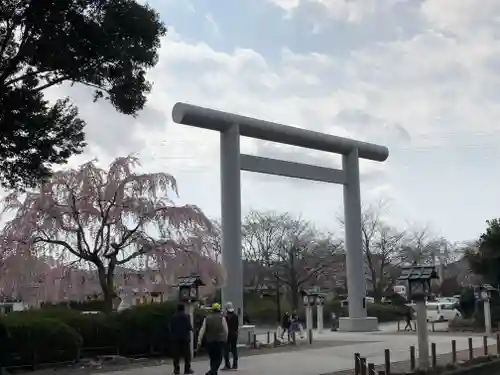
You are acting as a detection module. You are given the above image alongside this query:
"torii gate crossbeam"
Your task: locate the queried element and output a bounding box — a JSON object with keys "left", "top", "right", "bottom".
{"left": 172, "top": 102, "right": 389, "bottom": 332}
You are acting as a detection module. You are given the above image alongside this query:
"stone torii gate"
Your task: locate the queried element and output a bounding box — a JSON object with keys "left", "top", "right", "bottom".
{"left": 172, "top": 102, "right": 389, "bottom": 331}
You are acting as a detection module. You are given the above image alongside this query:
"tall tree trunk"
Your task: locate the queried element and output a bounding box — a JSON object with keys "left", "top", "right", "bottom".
{"left": 290, "top": 284, "right": 299, "bottom": 310}
{"left": 97, "top": 263, "right": 116, "bottom": 313}
{"left": 371, "top": 269, "right": 381, "bottom": 302}
{"left": 275, "top": 276, "right": 281, "bottom": 322}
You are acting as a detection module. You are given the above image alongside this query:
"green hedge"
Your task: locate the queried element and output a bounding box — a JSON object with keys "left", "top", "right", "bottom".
{"left": 473, "top": 303, "right": 500, "bottom": 329}
{"left": 1, "top": 302, "right": 208, "bottom": 368}
{"left": 2, "top": 315, "right": 82, "bottom": 368}
{"left": 367, "top": 304, "right": 406, "bottom": 322}
{"left": 0, "top": 300, "right": 406, "bottom": 368}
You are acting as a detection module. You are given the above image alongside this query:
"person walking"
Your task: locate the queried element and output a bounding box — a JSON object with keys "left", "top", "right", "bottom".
{"left": 280, "top": 312, "right": 291, "bottom": 341}
{"left": 170, "top": 304, "right": 194, "bottom": 374}
{"left": 222, "top": 302, "right": 239, "bottom": 370}
{"left": 197, "top": 303, "right": 228, "bottom": 375}
{"left": 290, "top": 310, "right": 303, "bottom": 339}
{"left": 404, "top": 307, "right": 414, "bottom": 331}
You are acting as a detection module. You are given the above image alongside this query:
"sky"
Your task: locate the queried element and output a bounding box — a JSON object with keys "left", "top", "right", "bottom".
{"left": 31, "top": 0, "right": 500, "bottom": 244}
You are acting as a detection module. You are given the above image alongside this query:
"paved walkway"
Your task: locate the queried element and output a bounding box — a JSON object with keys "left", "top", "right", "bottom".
{"left": 98, "top": 324, "right": 494, "bottom": 375}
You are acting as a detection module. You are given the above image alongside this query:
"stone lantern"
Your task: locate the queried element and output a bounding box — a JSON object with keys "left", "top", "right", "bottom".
{"left": 300, "top": 290, "right": 318, "bottom": 331}
{"left": 177, "top": 275, "right": 205, "bottom": 303}
{"left": 177, "top": 275, "right": 205, "bottom": 358}
{"left": 398, "top": 265, "right": 439, "bottom": 369}
{"left": 316, "top": 293, "right": 326, "bottom": 333}
{"left": 479, "top": 284, "right": 496, "bottom": 335}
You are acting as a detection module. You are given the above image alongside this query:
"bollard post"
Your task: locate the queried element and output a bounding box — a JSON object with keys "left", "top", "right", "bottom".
{"left": 384, "top": 349, "right": 391, "bottom": 375}
{"left": 252, "top": 334, "right": 257, "bottom": 349}
{"left": 360, "top": 358, "right": 367, "bottom": 375}
{"left": 354, "top": 353, "right": 361, "bottom": 375}
{"left": 410, "top": 346, "right": 416, "bottom": 371}
{"left": 247, "top": 331, "right": 251, "bottom": 345}
{"left": 484, "top": 336, "right": 488, "bottom": 356}
{"left": 497, "top": 333, "right": 500, "bottom": 355}
{"left": 292, "top": 331, "right": 296, "bottom": 345}
{"left": 273, "top": 332, "right": 278, "bottom": 347}
{"left": 308, "top": 329, "right": 313, "bottom": 344}
{"left": 451, "top": 340, "right": 457, "bottom": 363}
{"left": 397, "top": 320, "right": 400, "bottom": 332}
{"left": 368, "top": 363, "right": 375, "bottom": 375}
{"left": 431, "top": 343, "right": 437, "bottom": 369}
{"left": 468, "top": 337, "right": 473, "bottom": 361}
{"left": 267, "top": 331, "right": 270, "bottom": 344}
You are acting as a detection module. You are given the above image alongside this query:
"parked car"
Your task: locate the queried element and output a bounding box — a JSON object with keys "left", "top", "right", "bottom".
{"left": 340, "top": 296, "right": 375, "bottom": 308}
{"left": 425, "top": 302, "right": 461, "bottom": 322}
{"left": 406, "top": 302, "right": 461, "bottom": 322}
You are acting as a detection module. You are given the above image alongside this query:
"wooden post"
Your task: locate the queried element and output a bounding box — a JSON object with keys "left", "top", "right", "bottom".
{"left": 308, "top": 329, "right": 313, "bottom": 344}
{"left": 468, "top": 337, "right": 473, "bottom": 361}
{"left": 483, "top": 336, "right": 488, "bottom": 356}
{"left": 384, "top": 349, "right": 391, "bottom": 375}
{"left": 267, "top": 331, "right": 270, "bottom": 344}
{"left": 431, "top": 343, "right": 437, "bottom": 369}
{"left": 247, "top": 331, "right": 251, "bottom": 345}
{"left": 252, "top": 334, "right": 257, "bottom": 349}
{"left": 273, "top": 332, "right": 278, "bottom": 347}
{"left": 74, "top": 346, "right": 81, "bottom": 364}
{"left": 397, "top": 320, "right": 400, "bottom": 332}
{"left": 360, "top": 358, "right": 367, "bottom": 375}
{"left": 368, "top": 363, "right": 375, "bottom": 375}
{"left": 32, "top": 350, "right": 38, "bottom": 370}
{"left": 410, "top": 346, "right": 416, "bottom": 371}
{"left": 451, "top": 340, "right": 457, "bottom": 363}
{"left": 354, "top": 353, "right": 361, "bottom": 375}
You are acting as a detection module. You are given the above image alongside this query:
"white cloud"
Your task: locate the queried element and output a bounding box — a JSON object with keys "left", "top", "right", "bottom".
{"left": 420, "top": 0, "right": 500, "bottom": 36}
{"left": 268, "top": 0, "right": 382, "bottom": 22}
{"left": 5, "top": 0, "right": 500, "bottom": 242}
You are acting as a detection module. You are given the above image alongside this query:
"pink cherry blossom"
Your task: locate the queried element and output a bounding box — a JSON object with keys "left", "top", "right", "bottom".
{"left": 0, "top": 155, "right": 222, "bottom": 310}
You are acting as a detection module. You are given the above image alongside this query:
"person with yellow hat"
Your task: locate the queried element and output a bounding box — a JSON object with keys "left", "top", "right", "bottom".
{"left": 197, "top": 303, "right": 228, "bottom": 375}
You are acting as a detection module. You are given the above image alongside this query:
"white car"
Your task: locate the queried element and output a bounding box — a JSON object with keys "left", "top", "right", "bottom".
{"left": 406, "top": 302, "right": 461, "bottom": 322}
{"left": 426, "top": 302, "right": 461, "bottom": 322}
{"left": 436, "top": 297, "right": 459, "bottom": 306}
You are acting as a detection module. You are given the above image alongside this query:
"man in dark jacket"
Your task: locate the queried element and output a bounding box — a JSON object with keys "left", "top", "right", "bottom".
{"left": 170, "top": 304, "right": 193, "bottom": 374}
{"left": 222, "top": 302, "right": 239, "bottom": 370}
{"left": 281, "top": 312, "right": 291, "bottom": 341}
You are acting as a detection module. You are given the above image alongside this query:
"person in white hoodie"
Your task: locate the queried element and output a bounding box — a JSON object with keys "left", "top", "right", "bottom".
{"left": 222, "top": 302, "right": 239, "bottom": 370}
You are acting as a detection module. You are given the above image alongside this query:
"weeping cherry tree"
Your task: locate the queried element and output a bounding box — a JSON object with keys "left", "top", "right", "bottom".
{"left": 0, "top": 155, "right": 215, "bottom": 311}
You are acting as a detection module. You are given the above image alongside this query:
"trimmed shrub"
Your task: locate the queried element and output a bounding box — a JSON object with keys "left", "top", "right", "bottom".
{"left": 449, "top": 316, "right": 477, "bottom": 331}
{"left": 41, "top": 299, "right": 107, "bottom": 312}
{"left": 3, "top": 301, "right": 210, "bottom": 365}
{"left": 3, "top": 315, "right": 82, "bottom": 367}
{"left": 246, "top": 298, "right": 283, "bottom": 325}
{"left": 473, "top": 303, "right": 500, "bottom": 329}
{"left": 112, "top": 302, "right": 177, "bottom": 356}
{"left": 367, "top": 304, "right": 406, "bottom": 322}
{"left": 383, "top": 292, "right": 407, "bottom": 306}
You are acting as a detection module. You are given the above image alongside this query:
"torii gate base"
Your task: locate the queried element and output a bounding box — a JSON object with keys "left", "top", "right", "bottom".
{"left": 173, "top": 103, "right": 389, "bottom": 332}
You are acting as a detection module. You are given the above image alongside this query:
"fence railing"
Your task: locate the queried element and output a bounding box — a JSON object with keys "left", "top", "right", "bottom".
{"left": 3, "top": 328, "right": 317, "bottom": 372}
{"left": 354, "top": 334, "right": 500, "bottom": 375}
